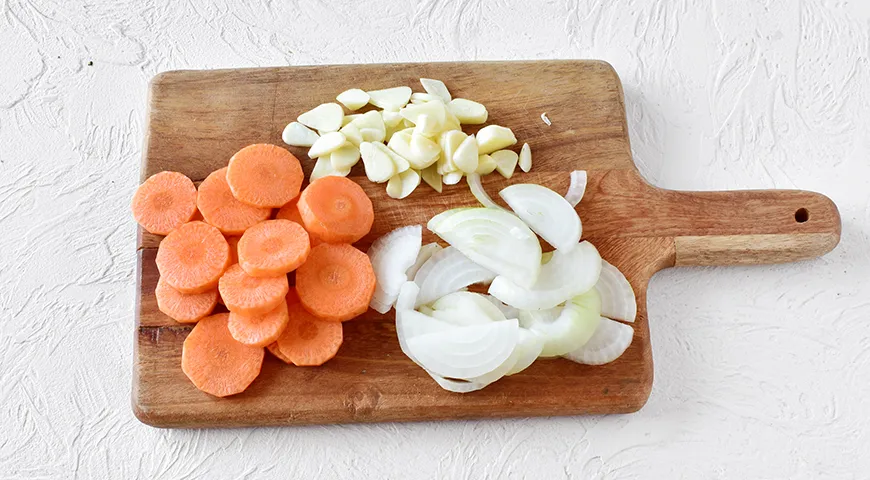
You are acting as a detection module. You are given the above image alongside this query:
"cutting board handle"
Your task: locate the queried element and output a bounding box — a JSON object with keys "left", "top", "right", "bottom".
{"left": 668, "top": 189, "right": 841, "bottom": 266}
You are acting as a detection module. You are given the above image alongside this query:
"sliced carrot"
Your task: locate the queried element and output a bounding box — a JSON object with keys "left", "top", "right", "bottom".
{"left": 227, "top": 144, "right": 303, "bottom": 208}
{"left": 197, "top": 167, "right": 271, "bottom": 235}
{"left": 131, "top": 171, "right": 197, "bottom": 235}
{"left": 226, "top": 235, "right": 241, "bottom": 265}
{"left": 296, "top": 243, "right": 376, "bottom": 322}
{"left": 267, "top": 342, "right": 293, "bottom": 364}
{"left": 297, "top": 176, "right": 374, "bottom": 244}
{"left": 181, "top": 313, "right": 264, "bottom": 397}
{"left": 228, "top": 300, "right": 290, "bottom": 347}
{"left": 237, "top": 219, "right": 310, "bottom": 277}
{"left": 276, "top": 302, "right": 343, "bottom": 366}
{"left": 156, "top": 221, "right": 230, "bottom": 294}
{"left": 218, "top": 264, "right": 289, "bottom": 316}
{"left": 276, "top": 198, "right": 324, "bottom": 247}
{"left": 155, "top": 277, "right": 218, "bottom": 323}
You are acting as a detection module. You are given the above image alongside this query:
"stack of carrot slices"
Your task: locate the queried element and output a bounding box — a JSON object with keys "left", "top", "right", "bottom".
{"left": 132, "top": 143, "right": 377, "bottom": 397}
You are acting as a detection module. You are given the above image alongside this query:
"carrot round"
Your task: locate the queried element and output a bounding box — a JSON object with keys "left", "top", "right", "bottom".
{"left": 276, "top": 198, "right": 323, "bottom": 247}
{"left": 197, "top": 167, "right": 271, "bottom": 235}
{"left": 155, "top": 277, "right": 218, "bottom": 323}
{"left": 218, "top": 264, "right": 289, "bottom": 316}
{"left": 228, "top": 300, "right": 290, "bottom": 347}
{"left": 238, "top": 219, "right": 310, "bottom": 277}
{"left": 156, "top": 221, "right": 230, "bottom": 294}
{"left": 296, "top": 243, "right": 376, "bottom": 322}
{"left": 131, "top": 171, "right": 197, "bottom": 235}
{"left": 267, "top": 342, "right": 293, "bottom": 364}
{"left": 227, "top": 144, "right": 303, "bottom": 208}
{"left": 276, "top": 302, "right": 343, "bottom": 366}
{"left": 181, "top": 313, "right": 264, "bottom": 397}
{"left": 297, "top": 176, "right": 374, "bottom": 244}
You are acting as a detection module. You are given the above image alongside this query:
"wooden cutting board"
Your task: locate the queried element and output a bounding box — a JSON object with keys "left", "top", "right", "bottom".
{"left": 133, "top": 61, "right": 841, "bottom": 428}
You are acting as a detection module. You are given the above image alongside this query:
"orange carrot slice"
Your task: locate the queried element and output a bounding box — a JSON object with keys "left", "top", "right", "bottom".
{"left": 156, "top": 221, "right": 230, "bottom": 294}
{"left": 297, "top": 176, "right": 374, "bottom": 244}
{"left": 155, "top": 277, "right": 218, "bottom": 323}
{"left": 227, "top": 144, "right": 303, "bottom": 208}
{"left": 296, "top": 243, "right": 376, "bottom": 322}
{"left": 131, "top": 171, "right": 197, "bottom": 235}
{"left": 277, "top": 302, "right": 343, "bottom": 366}
{"left": 228, "top": 300, "right": 290, "bottom": 347}
{"left": 237, "top": 219, "right": 310, "bottom": 277}
{"left": 267, "top": 342, "right": 292, "bottom": 364}
{"left": 197, "top": 167, "right": 271, "bottom": 235}
{"left": 181, "top": 313, "right": 264, "bottom": 397}
{"left": 218, "top": 264, "right": 289, "bottom": 316}
{"left": 226, "top": 235, "right": 241, "bottom": 265}
{"left": 276, "top": 198, "right": 323, "bottom": 247}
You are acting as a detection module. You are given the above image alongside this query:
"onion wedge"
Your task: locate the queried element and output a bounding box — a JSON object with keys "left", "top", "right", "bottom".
{"left": 518, "top": 289, "right": 601, "bottom": 357}
{"left": 499, "top": 183, "right": 581, "bottom": 252}
{"left": 467, "top": 173, "right": 505, "bottom": 210}
{"left": 405, "top": 319, "right": 519, "bottom": 379}
{"left": 505, "top": 328, "right": 544, "bottom": 375}
{"left": 563, "top": 317, "right": 634, "bottom": 365}
{"left": 367, "top": 226, "right": 423, "bottom": 314}
{"left": 412, "top": 246, "right": 496, "bottom": 307}
{"left": 564, "top": 170, "right": 587, "bottom": 207}
{"left": 431, "top": 291, "right": 507, "bottom": 325}
{"left": 405, "top": 242, "right": 442, "bottom": 280}
{"left": 595, "top": 260, "right": 637, "bottom": 323}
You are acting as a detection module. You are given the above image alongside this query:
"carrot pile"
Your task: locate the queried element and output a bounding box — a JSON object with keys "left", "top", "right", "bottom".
{"left": 132, "top": 143, "right": 377, "bottom": 397}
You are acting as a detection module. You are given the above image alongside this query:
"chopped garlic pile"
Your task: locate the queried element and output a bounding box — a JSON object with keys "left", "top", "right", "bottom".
{"left": 282, "top": 78, "right": 533, "bottom": 199}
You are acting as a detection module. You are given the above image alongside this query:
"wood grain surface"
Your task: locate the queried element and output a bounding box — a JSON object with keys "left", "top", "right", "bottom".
{"left": 133, "top": 61, "right": 841, "bottom": 428}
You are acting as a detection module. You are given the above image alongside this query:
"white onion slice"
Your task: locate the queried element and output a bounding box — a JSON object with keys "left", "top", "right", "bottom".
{"left": 367, "top": 226, "right": 423, "bottom": 314}
{"left": 563, "top": 317, "right": 634, "bottom": 365}
{"left": 518, "top": 289, "right": 601, "bottom": 357}
{"left": 405, "top": 242, "right": 442, "bottom": 280}
{"left": 489, "top": 241, "right": 601, "bottom": 310}
{"left": 412, "top": 246, "right": 496, "bottom": 307}
{"left": 405, "top": 319, "right": 518, "bottom": 379}
{"left": 467, "top": 173, "right": 505, "bottom": 210}
{"left": 480, "top": 294, "right": 520, "bottom": 319}
{"left": 499, "top": 183, "right": 581, "bottom": 252}
{"left": 431, "top": 291, "right": 506, "bottom": 325}
{"left": 564, "top": 170, "right": 588, "bottom": 207}
{"left": 505, "top": 328, "right": 544, "bottom": 375}
{"left": 596, "top": 260, "right": 637, "bottom": 323}
{"left": 428, "top": 207, "right": 542, "bottom": 288}
{"left": 427, "top": 374, "right": 491, "bottom": 393}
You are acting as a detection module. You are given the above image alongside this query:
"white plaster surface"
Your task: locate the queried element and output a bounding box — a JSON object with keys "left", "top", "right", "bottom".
{"left": 1, "top": 1, "right": 869, "bottom": 478}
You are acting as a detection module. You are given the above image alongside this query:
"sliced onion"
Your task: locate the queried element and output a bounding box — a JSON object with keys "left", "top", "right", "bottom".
{"left": 499, "top": 183, "right": 581, "bottom": 252}
{"left": 367, "top": 226, "right": 423, "bottom": 314}
{"left": 467, "top": 173, "right": 505, "bottom": 210}
{"left": 505, "top": 328, "right": 544, "bottom": 375}
{"left": 564, "top": 170, "right": 587, "bottom": 207}
{"left": 428, "top": 207, "right": 542, "bottom": 288}
{"left": 412, "top": 246, "right": 496, "bottom": 307}
{"left": 431, "top": 292, "right": 507, "bottom": 325}
{"left": 596, "top": 260, "right": 637, "bottom": 323}
{"left": 489, "top": 241, "right": 602, "bottom": 310}
{"left": 405, "top": 242, "right": 442, "bottom": 280}
{"left": 398, "top": 308, "right": 455, "bottom": 339}
{"left": 563, "top": 317, "right": 633, "bottom": 365}
{"left": 519, "top": 289, "right": 601, "bottom": 357}
{"left": 405, "top": 319, "right": 519, "bottom": 379}
{"left": 480, "top": 294, "right": 520, "bottom": 320}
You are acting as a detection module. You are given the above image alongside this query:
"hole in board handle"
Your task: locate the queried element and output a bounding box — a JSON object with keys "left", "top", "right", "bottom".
{"left": 795, "top": 208, "right": 809, "bottom": 223}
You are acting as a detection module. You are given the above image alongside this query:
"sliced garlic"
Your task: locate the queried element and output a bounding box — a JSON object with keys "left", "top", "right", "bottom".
{"left": 476, "top": 125, "right": 517, "bottom": 154}
{"left": 382, "top": 111, "right": 403, "bottom": 128}
{"left": 492, "top": 149, "right": 519, "bottom": 178}
{"left": 443, "top": 171, "right": 463, "bottom": 185}
{"left": 336, "top": 88, "right": 369, "bottom": 111}
{"left": 476, "top": 154, "right": 497, "bottom": 175}
{"left": 413, "top": 114, "right": 440, "bottom": 137}
{"left": 308, "top": 131, "right": 347, "bottom": 158}
{"left": 420, "top": 78, "right": 451, "bottom": 103}
{"left": 330, "top": 145, "right": 361, "bottom": 170}
{"left": 408, "top": 133, "right": 441, "bottom": 169}
{"left": 342, "top": 114, "right": 361, "bottom": 126}
{"left": 282, "top": 122, "right": 319, "bottom": 147}
{"left": 400, "top": 101, "right": 447, "bottom": 129}
{"left": 360, "top": 127, "right": 386, "bottom": 143}
{"left": 298, "top": 103, "right": 344, "bottom": 133}
{"left": 452, "top": 134, "right": 479, "bottom": 173}
{"left": 411, "top": 92, "right": 443, "bottom": 104}
{"left": 310, "top": 156, "right": 350, "bottom": 182}
{"left": 421, "top": 164, "right": 442, "bottom": 193}
{"left": 438, "top": 130, "right": 467, "bottom": 174}
{"left": 519, "top": 143, "right": 532, "bottom": 173}
{"left": 359, "top": 142, "right": 395, "bottom": 183}
{"left": 375, "top": 142, "right": 410, "bottom": 173}
{"left": 340, "top": 122, "right": 363, "bottom": 146}
{"left": 448, "top": 98, "right": 488, "bottom": 124}
{"left": 386, "top": 169, "right": 421, "bottom": 199}
{"left": 367, "top": 86, "right": 412, "bottom": 110}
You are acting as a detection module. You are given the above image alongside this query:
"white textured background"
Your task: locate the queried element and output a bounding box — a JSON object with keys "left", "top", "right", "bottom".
{"left": 1, "top": 1, "right": 868, "bottom": 478}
